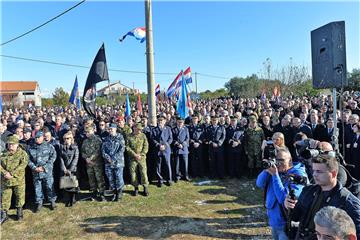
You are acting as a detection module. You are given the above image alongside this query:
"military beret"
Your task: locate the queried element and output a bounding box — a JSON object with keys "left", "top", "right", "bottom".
{"left": 211, "top": 115, "right": 219, "bottom": 119}
{"left": 230, "top": 116, "right": 237, "bottom": 120}
{"left": 35, "top": 131, "right": 43, "bottom": 138}
{"left": 134, "top": 123, "right": 144, "bottom": 130}
{"left": 117, "top": 116, "right": 124, "bottom": 122}
{"left": 109, "top": 123, "right": 117, "bottom": 129}
{"left": 6, "top": 135, "right": 19, "bottom": 144}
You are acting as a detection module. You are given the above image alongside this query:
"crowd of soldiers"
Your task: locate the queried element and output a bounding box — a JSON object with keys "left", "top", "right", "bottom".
{"left": 0, "top": 91, "right": 359, "bottom": 223}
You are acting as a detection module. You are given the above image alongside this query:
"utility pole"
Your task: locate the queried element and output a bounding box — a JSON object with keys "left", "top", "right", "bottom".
{"left": 195, "top": 72, "right": 198, "bottom": 94}
{"left": 145, "top": 0, "right": 156, "bottom": 126}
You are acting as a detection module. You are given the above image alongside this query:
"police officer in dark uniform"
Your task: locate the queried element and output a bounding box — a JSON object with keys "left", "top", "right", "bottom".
{"left": 171, "top": 117, "right": 190, "bottom": 182}
{"left": 225, "top": 116, "right": 244, "bottom": 178}
{"left": 150, "top": 115, "right": 173, "bottom": 187}
{"left": 206, "top": 116, "right": 226, "bottom": 179}
{"left": 188, "top": 114, "right": 205, "bottom": 177}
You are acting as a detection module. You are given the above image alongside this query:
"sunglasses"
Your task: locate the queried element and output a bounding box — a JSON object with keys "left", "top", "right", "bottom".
{"left": 64, "top": 137, "right": 72, "bottom": 140}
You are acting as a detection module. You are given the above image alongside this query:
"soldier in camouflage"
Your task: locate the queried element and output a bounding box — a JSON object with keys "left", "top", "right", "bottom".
{"left": 28, "top": 131, "right": 57, "bottom": 212}
{"left": 126, "top": 123, "right": 149, "bottom": 196}
{"left": 102, "top": 123, "right": 126, "bottom": 201}
{"left": 0, "top": 136, "right": 28, "bottom": 224}
{"left": 244, "top": 115, "right": 265, "bottom": 178}
{"left": 81, "top": 126, "right": 106, "bottom": 201}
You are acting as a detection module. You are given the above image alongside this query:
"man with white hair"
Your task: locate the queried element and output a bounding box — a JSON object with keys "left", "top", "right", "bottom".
{"left": 314, "top": 206, "right": 357, "bottom": 240}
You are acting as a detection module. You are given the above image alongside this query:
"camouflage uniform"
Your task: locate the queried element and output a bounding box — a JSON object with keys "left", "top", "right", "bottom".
{"left": 1, "top": 145, "right": 28, "bottom": 210}
{"left": 81, "top": 133, "right": 105, "bottom": 194}
{"left": 28, "top": 141, "right": 57, "bottom": 204}
{"left": 101, "top": 132, "right": 126, "bottom": 191}
{"left": 244, "top": 122, "right": 265, "bottom": 171}
{"left": 126, "top": 130, "right": 149, "bottom": 187}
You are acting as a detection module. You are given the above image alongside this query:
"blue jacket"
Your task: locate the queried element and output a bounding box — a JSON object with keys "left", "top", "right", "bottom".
{"left": 256, "top": 162, "right": 308, "bottom": 228}
{"left": 101, "top": 133, "right": 125, "bottom": 168}
{"left": 150, "top": 125, "right": 173, "bottom": 156}
{"left": 172, "top": 126, "right": 190, "bottom": 155}
{"left": 28, "top": 142, "right": 57, "bottom": 179}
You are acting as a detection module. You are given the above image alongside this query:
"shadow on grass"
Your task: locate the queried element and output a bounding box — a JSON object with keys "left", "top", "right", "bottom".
{"left": 80, "top": 215, "right": 271, "bottom": 239}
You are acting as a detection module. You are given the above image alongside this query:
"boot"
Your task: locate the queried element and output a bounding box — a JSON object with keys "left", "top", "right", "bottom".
{"left": 50, "top": 201, "right": 57, "bottom": 211}
{"left": 111, "top": 189, "right": 118, "bottom": 202}
{"left": 16, "top": 207, "right": 23, "bottom": 221}
{"left": 72, "top": 193, "right": 77, "bottom": 206}
{"left": 143, "top": 186, "right": 149, "bottom": 197}
{"left": 35, "top": 203, "right": 42, "bottom": 213}
{"left": 133, "top": 187, "right": 139, "bottom": 196}
{"left": 98, "top": 193, "right": 106, "bottom": 202}
{"left": 0, "top": 210, "right": 8, "bottom": 225}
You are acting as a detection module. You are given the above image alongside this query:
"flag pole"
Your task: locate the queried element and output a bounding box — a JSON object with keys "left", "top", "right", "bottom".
{"left": 145, "top": 0, "right": 156, "bottom": 126}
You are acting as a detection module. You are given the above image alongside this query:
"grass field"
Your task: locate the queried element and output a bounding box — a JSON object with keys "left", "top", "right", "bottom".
{"left": 1, "top": 178, "right": 271, "bottom": 240}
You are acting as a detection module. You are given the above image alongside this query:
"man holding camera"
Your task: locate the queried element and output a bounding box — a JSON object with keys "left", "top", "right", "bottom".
{"left": 284, "top": 154, "right": 360, "bottom": 240}
{"left": 257, "top": 149, "right": 308, "bottom": 240}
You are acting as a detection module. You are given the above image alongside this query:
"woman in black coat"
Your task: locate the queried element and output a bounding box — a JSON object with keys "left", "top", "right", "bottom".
{"left": 59, "top": 131, "right": 79, "bottom": 207}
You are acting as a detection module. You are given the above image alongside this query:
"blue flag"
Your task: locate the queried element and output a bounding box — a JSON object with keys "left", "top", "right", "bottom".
{"left": 125, "top": 93, "right": 131, "bottom": 117}
{"left": 176, "top": 72, "right": 189, "bottom": 119}
{"left": 69, "top": 76, "right": 81, "bottom": 109}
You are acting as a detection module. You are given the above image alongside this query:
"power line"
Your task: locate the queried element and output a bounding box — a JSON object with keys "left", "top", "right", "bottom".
{"left": 1, "top": 0, "right": 86, "bottom": 46}
{"left": 0, "top": 54, "right": 231, "bottom": 79}
{"left": 197, "top": 72, "right": 230, "bottom": 79}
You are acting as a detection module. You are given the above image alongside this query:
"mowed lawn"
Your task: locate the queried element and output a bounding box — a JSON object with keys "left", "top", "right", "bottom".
{"left": 1, "top": 178, "right": 271, "bottom": 240}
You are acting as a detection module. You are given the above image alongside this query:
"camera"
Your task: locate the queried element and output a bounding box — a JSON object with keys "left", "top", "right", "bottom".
{"left": 262, "top": 158, "right": 277, "bottom": 169}
{"left": 295, "top": 139, "right": 320, "bottom": 159}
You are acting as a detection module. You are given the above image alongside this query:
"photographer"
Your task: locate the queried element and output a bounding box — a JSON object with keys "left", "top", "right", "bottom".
{"left": 284, "top": 154, "right": 360, "bottom": 240}
{"left": 256, "top": 149, "right": 308, "bottom": 240}
{"left": 262, "top": 132, "right": 287, "bottom": 160}
{"left": 294, "top": 137, "right": 348, "bottom": 187}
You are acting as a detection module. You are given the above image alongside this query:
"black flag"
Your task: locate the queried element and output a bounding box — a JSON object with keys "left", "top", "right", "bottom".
{"left": 82, "top": 43, "right": 109, "bottom": 118}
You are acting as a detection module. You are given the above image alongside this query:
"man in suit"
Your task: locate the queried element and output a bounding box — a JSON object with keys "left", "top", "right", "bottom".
{"left": 188, "top": 114, "right": 205, "bottom": 177}
{"left": 349, "top": 122, "right": 360, "bottom": 180}
{"left": 206, "top": 116, "right": 226, "bottom": 179}
{"left": 150, "top": 115, "right": 173, "bottom": 187}
{"left": 171, "top": 117, "right": 190, "bottom": 182}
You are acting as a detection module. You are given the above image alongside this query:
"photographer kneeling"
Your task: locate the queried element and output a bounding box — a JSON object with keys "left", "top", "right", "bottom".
{"left": 257, "top": 149, "right": 308, "bottom": 240}
{"left": 284, "top": 154, "right": 360, "bottom": 240}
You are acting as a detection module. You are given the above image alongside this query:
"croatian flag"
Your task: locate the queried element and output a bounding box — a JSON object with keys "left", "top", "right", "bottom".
{"left": 166, "top": 71, "right": 182, "bottom": 98}
{"left": 183, "top": 67, "right": 192, "bottom": 84}
{"left": 119, "top": 27, "right": 146, "bottom": 43}
{"left": 155, "top": 84, "right": 160, "bottom": 96}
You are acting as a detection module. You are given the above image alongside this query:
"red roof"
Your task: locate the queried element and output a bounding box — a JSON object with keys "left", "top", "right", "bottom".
{"left": 0, "top": 81, "right": 38, "bottom": 94}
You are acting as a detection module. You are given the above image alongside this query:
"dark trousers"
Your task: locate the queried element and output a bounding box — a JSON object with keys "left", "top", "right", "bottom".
{"left": 189, "top": 145, "right": 204, "bottom": 177}
{"left": 174, "top": 153, "right": 189, "bottom": 180}
{"left": 156, "top": 154, "right": 172, "bottom": 183}
{"left": 209, "top": 146, "right": 225, "bottom": 179}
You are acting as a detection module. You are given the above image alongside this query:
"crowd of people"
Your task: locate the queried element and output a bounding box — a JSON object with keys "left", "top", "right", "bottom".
{"left": 1, "top": 91, "right": 360, "bottom": 239}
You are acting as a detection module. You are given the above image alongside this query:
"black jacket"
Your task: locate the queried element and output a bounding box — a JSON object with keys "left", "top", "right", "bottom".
{"left": 292, "top": 182, "right": 360, "bottom": 239}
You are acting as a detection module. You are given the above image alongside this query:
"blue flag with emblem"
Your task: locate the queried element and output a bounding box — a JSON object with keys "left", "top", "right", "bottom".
{"left": 69, "top": 76, "right": 81, "bottom": 109}
{"left": 125, "top": 93, "right": 131, "bottom": 117}
{"left": 176, "top": 72, "right": 189, "bottom": 119}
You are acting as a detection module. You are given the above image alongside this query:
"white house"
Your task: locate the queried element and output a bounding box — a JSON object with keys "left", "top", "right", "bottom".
{"left": 0, "top": 81, "right": 42, "bottom": 107}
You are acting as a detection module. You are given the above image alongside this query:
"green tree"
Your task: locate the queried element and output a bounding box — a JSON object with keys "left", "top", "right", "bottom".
{"left": 225, "top": 74, "right": 261, "bottom": 98}
{"left": 42, "top": 98, "right": 53, "bottom": 108}
{"left": 347, "top": 68, "right": 360, "bottom": 91}
{"left": 52, "top": 87, "right": 70, "bottom": 107}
